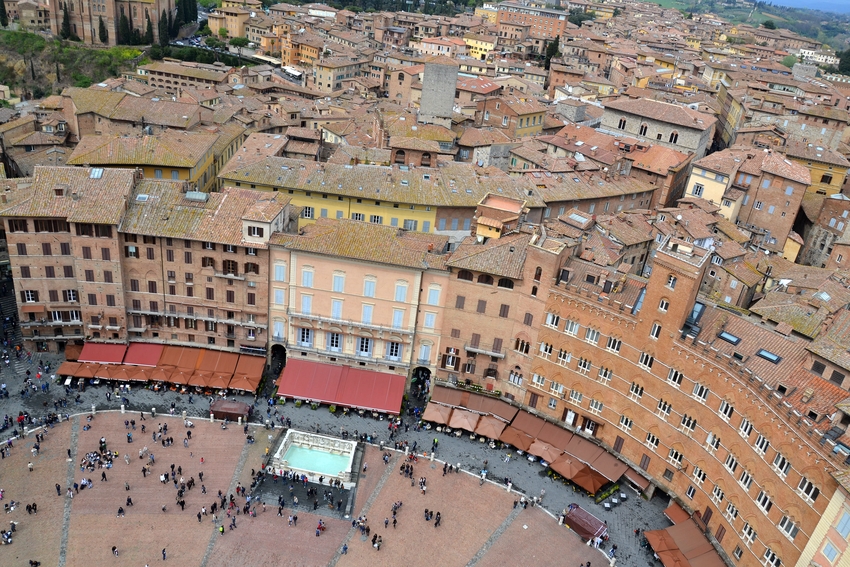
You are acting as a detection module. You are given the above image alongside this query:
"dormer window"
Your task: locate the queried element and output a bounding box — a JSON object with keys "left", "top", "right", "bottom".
{"left": 248, "top": 226, "right": 264, "bottom": 237}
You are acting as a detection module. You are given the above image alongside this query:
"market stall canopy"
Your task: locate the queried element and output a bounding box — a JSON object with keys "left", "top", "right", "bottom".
{"left": 123, "top": 343, "right": 164, "bottom": 367}
{"left": 448, "top": 408, "right": 480, "bottom": 432}
{"left": 564, "top": 505, "right": 608, "bottom": 541}
{"left": 277, "top": 359, "right": 405, "bottom": 414}
{"left": 210, "top": 399, "right": 251, "bottom": 421}
{"left": 422, "top": 402, "right": 453, "bottom": 425}
{"left": 645, "top": 520, "right": 726, "bottom": 567}
{"left": 78, "top": 343, "right": 127, "bottom": 365}
{"left": 549, "top": 455, "right": 586, "bottom": 480}
{"left": 528, "top": 439, "right": 563, "bottom": 463}
{"left": 474, "top": 415, "right": 507, "bottom": 439}
{"left": 499, "top": 426, "right": 534, "bottom": 452}
{"left": 510, "top": 412, "right": 546, "bottom": 438}
{"left": 57, "top": 361, "right": 81, "bottom": 376}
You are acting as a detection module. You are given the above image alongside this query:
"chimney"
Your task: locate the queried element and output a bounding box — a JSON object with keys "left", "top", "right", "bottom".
{"left": 71, "top": 191, "right": 80, "bottom": 201}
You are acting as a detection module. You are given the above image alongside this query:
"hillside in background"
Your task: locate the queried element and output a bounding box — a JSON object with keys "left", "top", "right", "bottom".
{"left": 0, "top": 31, "right": 142, "bottom": 102}
{"left": 651, "top": 0, "right": 850, "bottom": 48}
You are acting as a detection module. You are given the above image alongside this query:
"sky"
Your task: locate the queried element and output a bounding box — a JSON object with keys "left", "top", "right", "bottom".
{"left": 762, "top": 0, "right": 850, "bottom": 14}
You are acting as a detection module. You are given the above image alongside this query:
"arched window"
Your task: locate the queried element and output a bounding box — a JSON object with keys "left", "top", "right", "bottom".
{"left": 639, "top": 123, "right": 648, "bottom": 136}
{"left": 618, "top": 117, "right": 627, "bottom": 130}
{"left": 667, "top": 275, "right": 677, "bottom": 289}
{"left": 457, "top": 270, "right": 473, "bottom": 281}
{"left": 421, "top": 153, "right": 431, "bottom": 167}
{"left": 477, "top": 274, "right": 494, "bottom": 285}
{"left": 497, "top": 278, "right": 514, "bottom": 289}
{"left": 669, "top": 131, "right": 679, "bottom": 144}
{"left": 394, "top": 150, "right": 406, "bottom": 164}
{"left": 531, "top": 286, "right": 538, "bottom": 297}
{"left": 533, "top": 266, "right": 542, "bottom": 281}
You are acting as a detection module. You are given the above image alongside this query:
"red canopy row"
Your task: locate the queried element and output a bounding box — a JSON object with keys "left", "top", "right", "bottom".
{"left": 59, "top": 343, "right": 264, "bottom": 392}
{"left": 276, "top": 358, "right": 405, "bottom": 415}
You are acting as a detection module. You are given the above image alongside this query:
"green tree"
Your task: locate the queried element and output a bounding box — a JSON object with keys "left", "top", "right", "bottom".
{"left": 839, "top": 50, "right": 850, "bottom": 74}
{"left": 762, "top": 19, "right": 776, "bottom": 30}
{"left": 198, "top": 24, "right": 212, "bottom": 36}
{"left": 568, "top": 8, "right": 593, "bottom": 27}
{"left": 219, "top": 27, "right": 228, "bottom": 39}
{"left": 230, "top": 36, "right": 248, "bottom": 61}
{"left": 144, "top": 13, "right": 154, "bottom": 44}
{"left": 61, "top": 3, "right": 72, "bottom": 40}
{"left": 544, "top": 37, "right": 559, "bottom": 71}
{"left": 158, "top": 10, "right": 169, "bottom": 47}
{"left": 118, "top": 14, "right": 130, "bottom": 44}
{"left": 780, "top": 55, "right": 797, "bottom": 68}
{"left": 167, "top": 10, "right": 174, "bottom": 39}
{"left": 0, "top": 0, "right": 9, "bottom": 28}
{"left": 150, "top": 44, "right": 164, "bottom": 59}
{"left": 98, "top": 15, "right": 109, "bottom": 44}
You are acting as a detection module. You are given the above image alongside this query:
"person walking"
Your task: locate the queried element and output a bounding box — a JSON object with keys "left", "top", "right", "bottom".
{"left": 162, "top": 548, "right": 166, "bottom": 560}
{"left": 341, "top": 544, "right": 348, "bottom": 555}
{"left": 112, "top": 546, "right": 118, "bottom": 556}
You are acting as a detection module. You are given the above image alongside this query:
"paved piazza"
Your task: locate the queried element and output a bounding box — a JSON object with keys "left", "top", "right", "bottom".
{"left": 0, "top": 409, "right": 661, "bottom": 567}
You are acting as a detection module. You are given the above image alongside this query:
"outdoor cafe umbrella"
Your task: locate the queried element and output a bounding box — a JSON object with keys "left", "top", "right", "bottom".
{"left": 75, "top": 363, "right": 99, "bottom": 379}
{"left": 169, "top": 369, "right": 193, "bottom": 386}
{"left": 108, "top": 366, "right": 132, "bottom": 382}
{"left": 549, "top": 455, "right": 587, "bottom": 480}
{"left": 499, "top": 426, "right": 534, "bottom": 452}
{"left": 474, "top": 415, "right": 507, "bottom": 439}
{"left": 448, "top": 408, "right": 480, "bottom": 432}
{"left": 126, "top": 366, "right": 152, "bottom": 382}
{"left": 422, "top": 402, "right": 452, "bottom": 425}
{"left": 207, "top": 372, "right": 232, "bottom": 390}
{"left": 572, "top": 466, "right": 607, "bottom": 494}
{"left": 149, "top": 366, "right": 174, "bottom": 383}
{"left": 528, "top": 439, "right": 563, "bottom": 463}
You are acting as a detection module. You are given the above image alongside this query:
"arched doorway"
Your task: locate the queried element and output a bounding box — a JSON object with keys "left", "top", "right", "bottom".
{"left": 270, "top": 344, "right": 287, "bottom": 377}
{"left": 410, "top": 366, "right": 431, "bottom": 398}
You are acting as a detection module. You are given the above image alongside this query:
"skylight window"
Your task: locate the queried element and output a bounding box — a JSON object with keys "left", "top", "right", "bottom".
{"left": 90, "top": 168, "right": 104, "bottom": 179}
{"left": 718, "top": 331, "right": 741, "bottom": 345}
{"left": 756, "top": 349, "right": 781, "bottom": 364}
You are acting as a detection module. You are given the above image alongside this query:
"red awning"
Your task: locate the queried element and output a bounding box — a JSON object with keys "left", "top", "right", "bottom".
{"left": 536, "top": 422, "right": 573, "bottom": 450}
{"left": 277, "top": 359, "right": 405, "bottom": 414}
{"left": 589, "top": 450, "right": 629, "bottom": 482}
{"left": 565, "top": 434, "right": 604, "bottom": 465}
{"left": 123, "top": 343, "right": 164, "bottom": 367}
{"left": 430, "top": 385, "right": 465, "bottom": 407}
{"left": 78, "top": 343, "right": 127, "bottom": 365}
{"left": 665, "top": 501, "right": 691, "bottom": 525}
{"left": 175, "top": 347, "right": 203, "bottom": 370}
{"left": 198, "top": 351, "right": 240, "bottom": 374}
{"left": 158, "top": 346, "right": 183, "bottom": 367}
{"left": 624, "top": 468, "right": 651, "bottom": 491}
{"left": 234, "top": 354, "right": 265, "bottom": 379}
{"left": 646, "top": 520, "right": 727, "bottom": 567}
{"left": 510, "top": 411, "right": 546, "bottom": 438}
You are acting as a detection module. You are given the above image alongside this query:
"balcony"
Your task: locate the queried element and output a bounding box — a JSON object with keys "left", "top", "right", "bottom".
{"left": 464, "top": 342, "right": 505, "bottom": 359}
{"left": 287, "top": 309, "right": 415, "bottom": 336}
{"left": 214, "top": 271, "right": 245, "bottom": 281}
{"left": 225, "top": 333, "right": 236, "bottom": 339}
{"left": 21, "top": 319, "right": 83, "bottom": 328}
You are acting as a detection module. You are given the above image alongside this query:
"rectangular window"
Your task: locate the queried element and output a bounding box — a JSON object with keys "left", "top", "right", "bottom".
{"left": 363, "top": 279, "right": 376, "bottom": 298}
{"left": 427, "top": 287, "right": 440, "bottom": 306}
{"left": 362, "top": 304, "right": 373, "bottom": 324}
{"left": 45, "top": 266, "right": 55, "bottom": 278}
{"left": 719, "top": 400, "right": 734, "bottom": 422}
{"left": 357, "top": 337, "right": 372, "bottom": 356}
{"left": 724, "top": 454, "right": 738, "bottom": 474}
{"left": 455, "top": 295, "right": 465, "bottom": 309}
{"left": 836, "top": 511, "right": 850, "bottom": 538}
{"left": 42, "top": 242, "right": 52, "bottom": 256}
{"left": 476, "top": 300, "right": 486, "bottom": 314}
{"left": 61, "top": 242, "right": 71, "bottom": 255}
{"left": 499, "top": 304, "right": 510, "bottom": 318}
{"left": 739, "top": 416, "right": 752, "bottom": 437}
{"left": 619, "top": 415, "right": 633, "bottom": 431}
{"left": 395, "top": 283, "right": 407, "bottom": 302}
{"left": 206, "top": 288, "right": 214, "bottom": 301}
{"left": 742, "top": 522, "right": 756, "bottom": 545}
{"left": 101, "top": 248, "right": 111, "bottom": 261}
{"left": 798, "top": 477, "right": 819, "bottom": 503}
{"left": 274, "top": 264, "right": 286, "bottom": 282}
{"left": 585, "top": 328, "right": 600, "bottom": 344}
{"left": 754, "top": 434, "right": 770, "bottom": 455}
{"left": 302, "top": 270, "right": 313, "bottom": 288}
{"left": 84, "top": 269, "right": 94, "bottom": 282}
{"left": 148, "top": 281, "right": 157, "bottom": 294}
{"left": 755, "top": 490, "right": 772, "bottom": 513}
{"left": 392, "top": 308, "right": 404, "bottom": 329}
{"left": 650, "top": 322, "right": 661, "bottom": 339}
{"left": 184, "top": 251, "right": 192, "bottom": 264}
{"left": 711, "top": 485, "right": 724, "bottom": 504}
{"left": 247, "top": 293, "right": 256, "bottom": 306}
{"left": 645, "top": 433, "right": 660, "bottom": 449}
{"left": 544, "top": 313, "right": 560, "bottom": 328}
{"left": 88, "top": 293, "right": 97, "bottom": 306}
{"left": 565, "top": 319, "right": 580, "bottom": 336}
{"left": 638, "top": 352, "right": 654, "bottom": 370}
{"left": 588, "top": 399, "right": 603, "bottom": 415}
{"left": 423, "top": 313, "right": 436, "bottom": 329}
{"left": 692, "top": 383, "right": 709, "bottom": 402}
{"left": 301, "top": 295, "right": 312, "bottom": 314}
{"left": 657, "top": 399, "right": 671, "bottom": 418}
{"left": 606, "top": 336, "right": 621, "bottom": 352}
{"left": 667, "top": 369, "right": 684, "bottom": 387}
{"left": 693, "top": 466, "right": 706, "bottom": 485}
{"left": 772, "top": 453, "right": 790, "bottom": 478}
